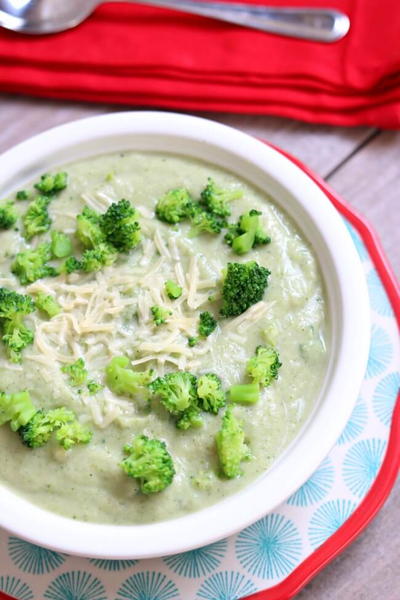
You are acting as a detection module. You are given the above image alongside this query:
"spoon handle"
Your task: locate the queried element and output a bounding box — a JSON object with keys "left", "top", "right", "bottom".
{"left": 118, "top": 1, "right": 350, "bottom": 42}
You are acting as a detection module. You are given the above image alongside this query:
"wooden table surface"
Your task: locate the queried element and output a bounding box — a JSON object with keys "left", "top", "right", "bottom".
{"left": 0, "top": 94, "right": 399, "bottom": 600}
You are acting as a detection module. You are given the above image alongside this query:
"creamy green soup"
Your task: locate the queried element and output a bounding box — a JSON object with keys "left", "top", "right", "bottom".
{"left": 0, "top": 152, "right": 328, "bottom": 524}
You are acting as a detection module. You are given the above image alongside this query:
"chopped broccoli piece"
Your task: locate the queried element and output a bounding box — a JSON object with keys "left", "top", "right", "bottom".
{"left": 197, "top": 373, "right": 226, "bottom": 414}
{"left": 87, "top": 380, "right": 104, "bottom": 395}
{"left": 56, "top": 420, "right": 92, "bottom": 450}
{"left": 176, "top": 405, "right": 203, "bottom": 430}
{"left": 0, "top": 288, "right": 35, "bottom": 363}
{"left": 188, "top": 336, "right": 199, "bottom": 347}
{"left": 155, "top": 188, "right": 193, "bottom": 224}
{"left": 105, "top": 356, "right": 153, "bottom": 397}
{"left": 121, "top": 435, "right": 175, "bottom": 494}
{"left": 34, "top": 172, "right": 68, "bottom": 195}
{"left": 164, "top": 280, "right": 182, "bottom": 300}
{"left": 23, "top": 195, "right": 52, "bottom": 240}
{"left": 151, "top": 305, "right": 171, "bottom": 326}
{"left": 149, "top": 372, "right": 198, "bottom": 416}
{"left": 51, "top": 231, "right": 72, "bottom": 259}
{"left": 225, "top": 210, "right": 271, "bottom": 255}
{"left": 188, "top": 203, "right": 226, "bottom": 236}
{"left": 229, "top": 383, "right": 260, "bottom": 405}
{"left": 198, "top": 311, "right": 217, "bottom": 337}
{"left": 200, "top": 178, "right": 242, "bottom": 217}
{"left": 80, "top": 243, "right": 118, "bottom": 273}
{"left": 19, "top": 407, "right": 73, "bottom": 448}
{"left": 220, "top": 261, "right": 270, "bottom": 317}
{"left": 11, "top": 243, "right": 56, "bottom": 285}
{"left": 0, "top": 390, "right": 36, "bottom": 431}
{"left": 63, "top": 256, "right": 82, "bottom": 274}
{"left": 100, "top": 199, "right": 141, "bottom": 252}
{"left": 76, "top": 206, "right": 104, "bottom": 249}
{"left": 216, "top": 407, "right": 251, "bottom": 479}
{"left": 0, "top": 201, "right": 17, "bottom": 230}
{"left": 16, "top": 190, "right": 29, "bottom": 201}
{"left": 246, "top": 345, "right": 282, "bottom": 386}
{"left": 19, "top": 406, "right": 92, "bottom": 450}
{"left": 61, "top": 358, "right": 88, "bottom": 387}
{"left": 34, "top": 292, "right": 61, "bottom": 318}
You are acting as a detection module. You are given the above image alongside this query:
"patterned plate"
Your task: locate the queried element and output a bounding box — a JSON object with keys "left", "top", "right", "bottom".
{"left": 0, "top": 145, "right": 398, "bottom": 600}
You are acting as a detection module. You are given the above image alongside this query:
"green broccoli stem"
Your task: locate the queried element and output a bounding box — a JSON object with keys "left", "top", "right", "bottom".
{"left": 229, "top": 383, "right": 260, "bottom": 405}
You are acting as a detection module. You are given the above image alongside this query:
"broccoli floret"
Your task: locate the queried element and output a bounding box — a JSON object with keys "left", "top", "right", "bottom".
{"left": 0, "top": 390, "right": 36, "bottom": 431}
{"left": 216, "top": 407, "right": 251, "bottom": 479}
{"left": 34, "top": 292, "right": 61, "bottom": 318}
{"left": 16, "top": 190, "right": 29, "bottom": 201}
{"left": 220, "top": 261, "right": 270, "bottom": 317}
{"left": 0, "top": 288, "right": 35, "bottom": 363}
{"left": 105, "top": 356, "right": 153, "bottom": 397}
{"left": 149, "top": 372, "right": 198, "bottom": 415}
{"left": 56, "top": 420, "right": 92, "bottom": 450}
{"left": 80, "top": 243, "right": 118, "bottom": 273}
{"left": 51, "top": 231, "right": 72, "bottom": 258}
{"left": 246, "top": 345, "right": 282, "bottom": 386}
{"left": 200, "top": 178, "right": 242, "bottom": 217}
{"left": 176, "top": 405, "right": 203, "bottom": 430}
{"left": 229, "top": 383, "right": 260, "bottom": 405}
{"left": 225, "top": 210, "right": 271, "bottom": 255}
{"left": 61, "top": 358, "right": 88, "bottom": 387}
{"left": 188, "top": 336, "right": 199, "bottom": 347}
{"left": 121, "top": 435, "right": 175, "bottom": 494}
{"left": 100, "top": 199, "right": 141, "bottom": 252}
{"left": 23, "top": 195, "right": 52, "bottom": 240}
{"left": 189, "top": 203, "right": 225, "bottom": 236}
{"left": 19, "top": 406, "right": 92, "bottom": 450}
{"left": 197, "top": 373, "right": 226, "bottom": 414}
{"left": 155, "top": 188, "right": 193, "bottom": 224}
{"left": 151, "top": 305, "right": 171, "bottom": 326}
{"left": 164, "top": 280, "right": 182, "bottom": 300}
{"left": 34, "top": 172, "right": 68, "bottom": 195}
{"left": 76, "top": 206, "right": 104, "bottom": 249}
{"left": 63, "top": 256, "right": 82, "bottom": 274}
{"left": 87, "top": 380, "right": 104, "bottom": 395}
{"left": 11, "top": 243, "right": 56, "bottom": 285}
{"left": 0, "top": 201, "right": 17, "bottom": 230}
{"left": 198, "top": 311, "right": 217, "bottom": 337}
{"left": 18, "top": 407, "right": 73, "bottom": 448}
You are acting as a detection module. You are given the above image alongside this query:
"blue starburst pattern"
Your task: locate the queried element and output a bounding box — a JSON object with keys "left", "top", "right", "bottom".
{"left": 345, "top": 221, "right": 368, "bottom": 260}
{"left": 116, "top": 571, "right": 179, "bottom": 600}
{"left": 337, "top": 397, "right": 368, "bottom": 445}
{"left": 373, "top": 372, "right": 400, "bottom": 426}
{"left": 197, "top": 571, "right": 256, "bottom": 600}
{"left": 308, "top": 499, "right": 356, "bottom": 549}
{"left": 0, "top": 576, "right": 33, "bottom": 600}
{"left": 367, "top": 270, "right": 393, "bottom": 317}
{"left": 44, "top": 571, "right": 106, "bottom": 600}
{"left": 287, "top": 457, "right": 334, "bottom": 506}
{"left": 343, "top": 438, "right": 386, "bottom": 498}
{"left": 235, "top": 514, "right": 302, "bottom": 579}
{"left": 8, "top": 536, "right": 65, "bottom": 575}
{"left": 366, "top": 325, "right": 393, "bottom": 378}
{"left": 164, "top": 539, "right": 227, "bottom": 578}
{"left": 89, "top": 558, "right": 138, "bottom": 571}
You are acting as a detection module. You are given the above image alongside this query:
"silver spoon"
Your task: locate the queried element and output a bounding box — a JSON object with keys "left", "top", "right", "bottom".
{"left": 0, "top": 0, "right": 350, "bottom": 41}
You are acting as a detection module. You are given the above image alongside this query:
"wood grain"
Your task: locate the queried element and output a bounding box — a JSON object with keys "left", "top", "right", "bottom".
{"left": 0, "top": 93, "right": 398, "bottom": 600}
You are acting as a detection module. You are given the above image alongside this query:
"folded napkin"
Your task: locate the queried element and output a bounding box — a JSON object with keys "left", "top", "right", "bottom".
{"left": 0, "top": 0, "right": 399, "bottom": 127}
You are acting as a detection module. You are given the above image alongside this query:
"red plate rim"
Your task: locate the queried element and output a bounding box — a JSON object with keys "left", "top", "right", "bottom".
{"left": 0, "top": 141, "right": 398, "bottom": 600}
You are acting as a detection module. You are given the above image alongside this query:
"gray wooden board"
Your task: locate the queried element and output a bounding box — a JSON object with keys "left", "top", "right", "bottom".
{"left": 0, "top": 94, "right": 398, "bottom": 600}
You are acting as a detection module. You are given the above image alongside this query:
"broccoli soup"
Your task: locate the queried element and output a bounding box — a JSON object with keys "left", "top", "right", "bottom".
{"left": 0, "top": 152, "right": 328, "bottom": 524}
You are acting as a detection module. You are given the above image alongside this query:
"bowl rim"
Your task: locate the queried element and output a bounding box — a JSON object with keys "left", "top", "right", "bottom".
{"left": 0, "top": 111, "right": 370, "bottom": 559}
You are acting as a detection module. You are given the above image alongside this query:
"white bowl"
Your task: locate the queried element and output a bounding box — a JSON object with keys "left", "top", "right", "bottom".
{"left": 0, "top": 111, "right": 370, "bottom": 559}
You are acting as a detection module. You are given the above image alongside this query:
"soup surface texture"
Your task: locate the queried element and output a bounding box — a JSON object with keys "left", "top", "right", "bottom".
{"left": 0, "top": 152, "right": 328, "bottom": 524}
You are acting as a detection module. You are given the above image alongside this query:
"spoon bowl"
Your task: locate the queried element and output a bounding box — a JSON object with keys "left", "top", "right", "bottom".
{"left": 0, "top": 0, "right": 350, "bottom": 41}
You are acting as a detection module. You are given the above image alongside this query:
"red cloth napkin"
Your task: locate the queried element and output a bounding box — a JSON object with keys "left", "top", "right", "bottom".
{"left": 0, "top": 0, "right": 399, "bottom": 127}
